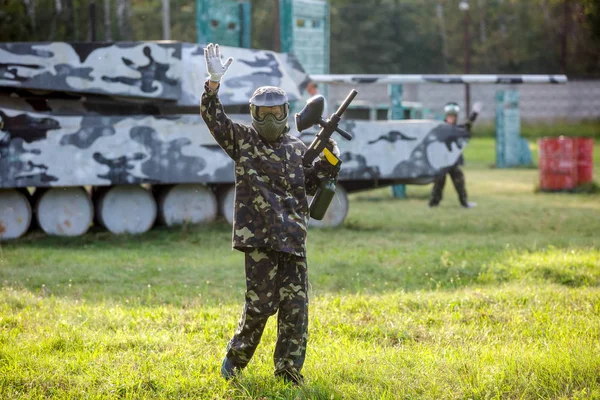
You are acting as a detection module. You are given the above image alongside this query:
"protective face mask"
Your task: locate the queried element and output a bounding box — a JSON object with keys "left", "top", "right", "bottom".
{"left": 253, "top": 114, "right": 287, "bottom": 142}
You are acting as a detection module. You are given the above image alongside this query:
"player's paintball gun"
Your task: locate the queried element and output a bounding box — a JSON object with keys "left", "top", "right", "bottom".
{"left": 464, "top": 102, "right": 483, "bottom": 132}
{"left": 295, "top": 89, "right": 358, "bottom": 220}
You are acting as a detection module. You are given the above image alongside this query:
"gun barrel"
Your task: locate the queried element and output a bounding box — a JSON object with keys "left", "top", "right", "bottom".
{"left": 302, "top": 89, "right": 358, "bottom": 167}
{"left": 335, "top": 89, "right": 358, "bottom": 117}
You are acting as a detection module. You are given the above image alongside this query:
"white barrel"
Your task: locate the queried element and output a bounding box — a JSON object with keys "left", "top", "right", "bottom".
{"left": 309, "top": 184, "right": 349, "bottom": 228}
{"left": 35, "top": 187, "right": 93, "bottom": 236}
{"left": 218, "top": 185, "right": 236, "bottom": 226}
{"left": 95, "top": 185, "right": 157, "bottom": 234}
{"left": 217, "top": 184, "right": 349, "bottom": 228}
{"left": 157, "top": 184, "right": 218, "bottom": 226}
{"left": 0, "top": 189, "right": 32, "bottom": 240}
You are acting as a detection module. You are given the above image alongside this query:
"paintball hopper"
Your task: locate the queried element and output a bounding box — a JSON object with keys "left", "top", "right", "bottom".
{"left": 295, "top": 95, "right": 325, "bottom": 132}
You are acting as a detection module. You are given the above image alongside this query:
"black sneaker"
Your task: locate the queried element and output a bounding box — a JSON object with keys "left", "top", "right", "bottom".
{"left": 275, "top": 369, "right": 304, "bottom": 386}
{"left": 221, "top": 357, "right": 241, "bottom": 380}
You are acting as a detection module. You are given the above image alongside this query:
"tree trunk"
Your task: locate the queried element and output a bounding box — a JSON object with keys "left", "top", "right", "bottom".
{"left": 22, "top": 0, "right": 36, "bottom": 36}
{"left": 89, "top": 1, "right": 97, "bottom": 41}
{"left": 435, "top": 3, "right": 449, "bottom": 71}
{"left": 478, "top": 0, "right": 486, "bottom": 43}
{"left": 116, "top": 0, "right": 132, "bottom": 40}
{"left": 49, "top": 0, "right": 62, "bottom": 40}
{"left": 560, "top": 0, "right": 569, "bottom": 74}
{"left": 273, "top": 0, "right": 280, "bottom": 52}
{"left": 64, "top": 0, "right": 74, "bottom": 40}
{"left": 104, "top": 0, "right": 112, "bottom": 41}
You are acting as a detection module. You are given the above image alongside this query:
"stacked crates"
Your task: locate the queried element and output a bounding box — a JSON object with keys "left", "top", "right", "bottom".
{"left": 279, "top": 0, "right": 329, "bottom": 75}
{"left": 197, "top": 0, "right": 251, "bottom": 48}
{"left": 389, "top": 84, "right": 407, "bottom": 198}
{"left": 495, "top": 90, "right": 533, "bottom": 168}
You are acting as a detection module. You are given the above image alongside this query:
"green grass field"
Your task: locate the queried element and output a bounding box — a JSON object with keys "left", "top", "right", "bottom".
{"left": 473, "top": 119, "right": 600, "bottom": 139}
{"left": 1, "top": 138, "right": 599, "bottom": 399}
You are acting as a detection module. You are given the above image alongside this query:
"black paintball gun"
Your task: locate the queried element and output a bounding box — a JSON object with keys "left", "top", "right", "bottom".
{"left": 295, "top": 89, "right": 358, "bottom": 220}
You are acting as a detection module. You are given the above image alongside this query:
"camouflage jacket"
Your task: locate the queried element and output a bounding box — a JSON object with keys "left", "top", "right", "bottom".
{"left": 201, "top": 81, "right": 339, "bottom": 257}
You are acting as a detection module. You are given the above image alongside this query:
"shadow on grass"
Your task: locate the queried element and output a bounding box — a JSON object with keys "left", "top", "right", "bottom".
{"left": 2, "top": 201, "right": 599, "bottom": 307}
{"left": 1, "top": 219, "right": 233, "bottom": 250}
{"left": 2, "top": 239, "right": 598, "bottom": 310}
{"left": 229, "top": 373, "right": 343, "bottom": 400}
{"left": 343, "top": 203, "right": 600, "bottom": 236}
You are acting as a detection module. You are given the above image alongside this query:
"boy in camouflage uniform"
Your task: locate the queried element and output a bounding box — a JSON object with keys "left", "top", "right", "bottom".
{"left": 429, "top": 101, "right": 481, "bottom": 208}
{"left": 200, "top": 44, "right": 340, "bottom": 385}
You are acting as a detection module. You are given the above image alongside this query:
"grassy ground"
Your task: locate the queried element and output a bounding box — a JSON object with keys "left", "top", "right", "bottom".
{"left": 473, "top": 119, "right": 600, "bottom": 139}
{"left": 1, "top": 138, "right": 599, "bottom": 399}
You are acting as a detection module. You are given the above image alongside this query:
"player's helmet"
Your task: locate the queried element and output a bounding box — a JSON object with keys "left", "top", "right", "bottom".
{"left": 444, "top": 102, "right": 460, "bottom": 117}
{"left": 249, "top": 86, "right": 290, "bottom": 142}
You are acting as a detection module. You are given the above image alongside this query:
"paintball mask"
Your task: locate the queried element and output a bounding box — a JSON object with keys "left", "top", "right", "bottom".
{"left": 250, "top": 86, "right": 290, "bottom": 142}
{"left": 444, "top": 102, "right": 460, "bottom": 117}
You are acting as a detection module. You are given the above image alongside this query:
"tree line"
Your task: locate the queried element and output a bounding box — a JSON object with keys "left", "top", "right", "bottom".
{"left": 1, "top": 0, "right": 599, "bottom": 78}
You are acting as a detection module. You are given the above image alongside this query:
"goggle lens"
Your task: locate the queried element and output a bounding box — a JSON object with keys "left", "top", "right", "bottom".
{"left": 256, "top": 105, "right": 285, "bottom": 120}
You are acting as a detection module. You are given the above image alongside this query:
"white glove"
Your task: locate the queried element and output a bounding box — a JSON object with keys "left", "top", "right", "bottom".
{"left": 330, "top": 138, "right": 341, "bottom": 157}
{"left": 472, "top": 102, "right": 483, "bottom": 114}
{"left": 204, "top": 43, "right": 233, "bottom": 82}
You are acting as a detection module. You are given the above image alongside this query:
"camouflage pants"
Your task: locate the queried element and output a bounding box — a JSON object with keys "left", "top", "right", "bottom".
{"left": 226, "top": 248, "right": 308, "bottom": 376}
{"left": 429, "top": 164, "right": 468, "bottom": 207}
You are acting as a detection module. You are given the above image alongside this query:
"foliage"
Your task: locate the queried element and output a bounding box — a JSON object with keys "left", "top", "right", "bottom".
{"left": 0, "top": 0, "right": 599, "bottom": 77}
{"left": 328, "top": 0, "right": 600, "bottom": 77}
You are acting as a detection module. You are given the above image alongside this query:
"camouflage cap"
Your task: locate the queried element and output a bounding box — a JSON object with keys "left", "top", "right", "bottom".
{"left": 250, "top": 86, "right": 289, "bottom": 107}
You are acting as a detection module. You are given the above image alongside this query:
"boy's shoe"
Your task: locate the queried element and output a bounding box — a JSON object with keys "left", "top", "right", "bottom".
{"left": 462, "top": 201, "right": 477, "bottom": 208}
{"left": 275, "top": 369, "right": 304, "bottom": 386}
{"left": 221, "top": 357, "right": 241, "bottom": 380}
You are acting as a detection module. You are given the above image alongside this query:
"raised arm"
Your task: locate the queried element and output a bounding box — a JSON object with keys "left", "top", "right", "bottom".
{"left": 464, "top": 102, "right": 483, "bottom": 134}
{"left": 200, "top": 43, "right": 243, "bottom": 161}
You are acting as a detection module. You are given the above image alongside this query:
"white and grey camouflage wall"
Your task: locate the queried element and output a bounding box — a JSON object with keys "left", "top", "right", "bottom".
{"left": 329, "top": 81, "right": 600, "bottom": 123}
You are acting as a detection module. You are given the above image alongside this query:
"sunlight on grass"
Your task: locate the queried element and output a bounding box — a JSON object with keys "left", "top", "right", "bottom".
{"left": 481, "top": 247, "right": 600, "bottom": 287}
{"left": 1, "top": 283, "right": 599, "bottom": 399}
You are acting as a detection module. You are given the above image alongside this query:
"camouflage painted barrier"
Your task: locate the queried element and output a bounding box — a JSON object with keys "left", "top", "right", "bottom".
{"left": 0, "top": 41, "right": 477, "bottom": 238}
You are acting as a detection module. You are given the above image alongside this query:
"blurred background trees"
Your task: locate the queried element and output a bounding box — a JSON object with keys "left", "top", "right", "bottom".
{"left": 0, "top": 0, "right": 598, "bottom": 77}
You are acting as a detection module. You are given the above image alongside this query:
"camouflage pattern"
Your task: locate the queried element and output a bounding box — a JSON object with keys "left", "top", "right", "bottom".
{"left": 302, "top": 119, "right": 473, "bottom": 191}
{"left": 1, "top": 41, "right": 476, "bottom": 196}
{"left": 201, "top": 81, "right": 338, "bottom": 256}
{"left": 226, "top": 248, "right": 308, "bottom": 378}
{"left": 0, "top": 106, "right": 236, "bottom": 188}
{"left": 0, "top": 103, "right": 471, "bottom": 190}
{"left": 0, "top": 41, "right": 303, "bottom": 105}
{"left": 429, "top": 165, "right": 468, "bottom": 207}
